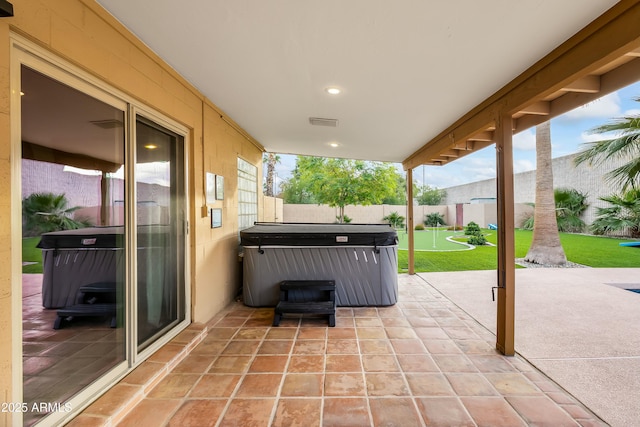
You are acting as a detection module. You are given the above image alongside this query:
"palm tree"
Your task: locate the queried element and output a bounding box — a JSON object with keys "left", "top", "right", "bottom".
{"left": 263, "top": 153, "right": 281, "bottom": 197}
{"left": 590, "top": 189, "right": 640, "bottom": 238}
{"left": 574, "top": 97, "right": 640, "bottom": 191}
{"left": 524, "top": 121, "right": 567, "bottom": 265}
{"left": 554, "top": 188, "right": 588, "bottom": 233}
{"left": 22, "top": 192, "right": 92, "bottom": 237}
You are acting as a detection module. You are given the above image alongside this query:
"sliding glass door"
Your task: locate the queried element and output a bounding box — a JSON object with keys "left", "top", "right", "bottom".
{"left": 17, "top": 52, "right": 188, "bottom": 426}
{"left": 135, "top": 117, "right": 185, "bottom": 349}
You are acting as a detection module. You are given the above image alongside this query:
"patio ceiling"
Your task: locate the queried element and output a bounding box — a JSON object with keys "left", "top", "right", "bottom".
{"left": 94, "top": 0, "right": 637, "bottom": 168}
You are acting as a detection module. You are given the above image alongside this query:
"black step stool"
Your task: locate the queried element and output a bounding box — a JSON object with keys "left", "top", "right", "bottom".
{"left": 53, "top": 282, "right": 117, "bottom": 329}
{"left": 273, "top": 280, "right": 336, "bottom": 327}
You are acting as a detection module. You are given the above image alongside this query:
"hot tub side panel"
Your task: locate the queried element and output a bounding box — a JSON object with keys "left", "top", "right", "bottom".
{"left": 242, "top": 246, "right": 398, "bottom": 307}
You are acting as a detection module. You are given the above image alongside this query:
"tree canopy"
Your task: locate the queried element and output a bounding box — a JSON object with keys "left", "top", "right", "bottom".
{"left": 281, "top": 156, "right": 401, "bottom": 222}
{"left": 574, "top": 96, "right": 640, "bottom": 191}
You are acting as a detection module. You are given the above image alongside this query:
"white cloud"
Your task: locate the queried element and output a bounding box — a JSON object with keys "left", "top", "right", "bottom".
{"left": 513, "top": 129, "right": 536, "bottom": 151}
{"left": 580, "top": 131, "right": 607, "bottom": 143}
{"left": 624, "top": 108, "right": 640, "bottom": 116}
{"left": 562, "top": 92, "right": 621, "bottom": 120}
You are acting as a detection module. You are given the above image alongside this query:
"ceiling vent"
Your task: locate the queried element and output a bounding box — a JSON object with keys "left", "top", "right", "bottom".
{"left": 90, "top": 119, "right": 124, "bottom": 129}
{"left": 309, "top": 117, "right": 338, "bottom": 127}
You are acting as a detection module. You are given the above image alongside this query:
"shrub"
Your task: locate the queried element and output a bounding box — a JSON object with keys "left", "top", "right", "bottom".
{"left": 424, "top": 212, "right": 445, "bottom": 227}
{"left": 22, "top": 192, "right": 92, "bottom": 237}
{"left": 464, "top": 221, "right": 482, "bottom": 236}
{"left": 382, "top": 212, "right": 405, "bottom": 229}
{"left": 467, "top": 234, "right": 487, "bottom": 246}
{"left": 447, "top": 225, "right": 464, "bottom": 231}
{"left": 415, "top": 224, "right": 425, "bottom": 231}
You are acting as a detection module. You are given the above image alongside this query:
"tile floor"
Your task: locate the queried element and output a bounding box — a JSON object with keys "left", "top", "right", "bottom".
{"left": 71, "top": 274, "right": 607, "bottom": 427}
{"left": 22, "top": 274, "right": 124, "bottom": 427}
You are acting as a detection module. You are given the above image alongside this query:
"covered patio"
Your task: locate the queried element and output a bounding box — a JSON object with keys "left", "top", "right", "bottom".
{"left": 66, "top": 270, "right": 639, "bottom": 426}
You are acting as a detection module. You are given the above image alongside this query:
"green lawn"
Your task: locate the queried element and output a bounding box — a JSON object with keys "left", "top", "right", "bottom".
{"left": 398, "top": 229, "right": 639, "bottom": 272}
{"left": 22, "top": 237, "right": 43, "bottom": 274}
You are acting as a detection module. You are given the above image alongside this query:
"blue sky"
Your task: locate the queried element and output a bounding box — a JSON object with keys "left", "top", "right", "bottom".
{"left": 268, "top": 81, "right": 640, "bottom": 191}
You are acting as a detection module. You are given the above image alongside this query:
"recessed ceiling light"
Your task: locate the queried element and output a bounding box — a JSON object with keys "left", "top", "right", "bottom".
{"left": 329, "top": 142, "right": 339, "bottom": 148}
{"left": 144, "top": 144, "right": 158, "bottom": 150}
{"left": 325, "top": 87, "right": 341, "bottom": 95}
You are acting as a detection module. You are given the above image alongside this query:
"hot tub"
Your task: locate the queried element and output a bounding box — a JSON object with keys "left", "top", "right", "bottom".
{"left": 240, "top": 223, "right": 398, "bottom": 307}
{"left": 37, "top": 225, "right": 169, "bottom": 309}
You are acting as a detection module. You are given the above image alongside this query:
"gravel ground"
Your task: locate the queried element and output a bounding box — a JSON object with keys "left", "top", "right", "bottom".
{"left": 515, "top": 258, "right": 589, "bottom": 268}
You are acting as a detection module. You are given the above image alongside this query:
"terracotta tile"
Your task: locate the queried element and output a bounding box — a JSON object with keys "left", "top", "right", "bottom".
{"left": 64, "top": 414, "right": 108, "bottom": 427}
{"left": 281, "top": 373, "right": 324, "bottom": 396}
{"left": 405, "top": 373, "right": 455, "bottom": 396}
{"left": 259, "top": 340, "right": 294, "bottom": 354}
{"left": 365, "top": 373, "right": 409, "bottom": 396}
{"left": 208, "top": 356, "right": 251, "bottom": 373}
{"left": 147, "top": 344, "right": 184, "bottom": 363}
{"left": 221, "top": 340, "right": 260, "bottom": 355}
{"left": 191, "top": 340, "right": 228, "bottom": 355}
{"left": 547, "top": 391, "right": 579, "bottom": 405}
{"left": 148, "top": 373, "right": 200, "bottom": 398}
{"left": 352, "top": 307, "right": 379, "bottom": 317}
{"left": 325, "top": 354, "right": 362, "bottom": 372}
{"left": 324, "top": 373, "right": 366, "bottom": 396}
{"left": 244, "top": 317, "right": 275, "bottom": 327}
{"left": 356, "top": 327, "right": 387, "bottom": 339}
{"left": 266, "top": 328, "right": 298, "bottom": 340}
{"left": 369, "top": 397, "right": 422, "bottom": 425}
{"left": 323, "top": 398, "right": 370, "bottom": 427}
{"left": 292, "top": 340, "right": 326, "bottom": 355}
{"left": 214, "top": 317, "right": 247, "bottom": 327}
{"left": 362, "top": 354, "right": 399, "bottom": 372}
{"left": 236, "top": 373, "right": 283, "bottom": 397}
{"left": 456, "top": 340, "right": 495, "bottom": 354}
{"left": 172, "top": 354, "right": 215, "bottom": 374}
{"left": 273, "top": 398, "right": 321, "bottom": 427}
{"left": 219, "top": 398, "right": 275, "bottom": 427}
{"left": 560, "top": 403, "right": 596, "bottom": 419}
{"left": 168, "top": 399, "right": 226, "bottom": 427}
{"left": 298, "top": 328, "right": 327, "bottom": 339}
{"left": 432, "top": 354, "right": 477, "bottom": 373}
{"left": 385, "top": 327, "right": 419, "bottom": 339}
{"left": 235, "top": 327, "right": 269, "bottom": 340}
{"left": 396, "top": 354, "right": 439, "bottom": 372}
{"left": 468, "top": 355, "right": 517, "bottom": 373}
{"left": 461, "top": 396, "right": 527, "bottom": 427}
{"left": 507, "top": 396, "right": 578, "bottom": 426}
{"left": 381, "top": 317, "right": 411, "bottom": 327}
{"left": 334, "top": 317, "right": 355, "bottom": 327}
{"left": 189, "top": 374, "right": 240, "bottom": 398}
{"left": 445, "top": 373, "right": 499, "bottom": 396}
{"left": 359, "top": 339, "right": 393, "bottom": 354}
{"left": 377, "top": 306, "right": 404, "bottom": 317}
{"left": 423, "top": 339, "right": 462, "bottom": 354}
{"left": 84, "top": 384, "right": 141, "bottom": 416}
{"left": 354, "top": 317, "right": 382, "bottom": 327}
{"left": 328, "top": 327, "right": 357, "bottom": 339}
{"left": 250, "top": 355, "right": 289, "bottom": 373}
{"left": 415, "top": 397, "right": 475, "bottom": 427}
{"left": 402, "top": 308, "right": 430, "bottom": 317}
{"left": 119, "top": 361, "right": 164, "bottom": 386}
{"left": 336, "top": 307, "right": 354, "bottom": 317}
{"left": 326, "top": 339, "right": 359, "bottom": 354}
{"left": 485, "top": 373, "right": 540, "bottom": 395}
{"left": 117, "top": 398, "right": 180, "bottom": 426}
{"left": 391, "top": 339, "right": 427, "bottom": 354}
{"left": 287, "top": 355, "right": 325, "bottom": 373}
{"left": 407, "top": 317, "right": 439, "bottom": 327}
{"left": 414, "top": 327, "right": 449, "bottom": 340}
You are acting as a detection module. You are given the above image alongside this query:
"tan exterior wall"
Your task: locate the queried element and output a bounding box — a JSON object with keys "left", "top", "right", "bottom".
{"left": 260, "top": 196, "right": 284, "bottom": 222}
{"left": 283, "top": 203, "right": 533, "bottom": 228}
{"left": 0, "top": 0, "right": 263, "bottom": 419}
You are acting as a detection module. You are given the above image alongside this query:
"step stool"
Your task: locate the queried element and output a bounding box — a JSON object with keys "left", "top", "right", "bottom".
{"left": 273, "top": 280, "right": 336, "bottom": 327}
{"left": 53, "top": 282, "right": 117, "bottom": 329}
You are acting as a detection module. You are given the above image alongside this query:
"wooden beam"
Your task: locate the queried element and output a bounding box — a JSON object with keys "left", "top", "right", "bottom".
{"left": 515, "top": 57, "right": 640, "bottom": 133}
{"left": 22, "top": 141, "right": 121, "bottom": 172}
{"left": 468, "top": 131, "right": 494, "bottom": 142}
{"left": 403, "top": 0, "right": 640, "bottom": 170}
{"left": 407, "top": 168, "right": 415, "bottom": 275}
{"left": 517, "top": 101, "right": 550, "bottom": 116}
{"left": 561, "top": 75, "right": 600, "bottom": 93}
{"left": 495, "top": 114, "right": 515, "bottom": 356}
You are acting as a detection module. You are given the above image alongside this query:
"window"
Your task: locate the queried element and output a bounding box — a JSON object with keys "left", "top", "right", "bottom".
{"left": 237, "top": 158, "right": 258, "bottom": 230}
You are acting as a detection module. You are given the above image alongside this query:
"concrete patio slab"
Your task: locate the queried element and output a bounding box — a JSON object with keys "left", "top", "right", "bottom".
{"left": 420, "top": 268, "right": 640, "bottom": 427}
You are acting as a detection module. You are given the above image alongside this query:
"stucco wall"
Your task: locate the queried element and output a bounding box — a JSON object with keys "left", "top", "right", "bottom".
{"left": 1, "top": 0, "right": 263, "bottom": 419}
{"left": 443, "top": 152, "right": 627, "bottom": 225}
